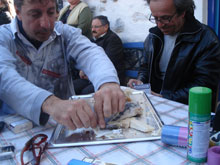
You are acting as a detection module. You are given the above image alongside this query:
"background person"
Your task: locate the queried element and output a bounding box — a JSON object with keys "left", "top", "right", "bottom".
{"left": 0, "top": 0, "right": 15, "bottom": 25}
{"left": 128, "top": 0, "right": 220, "bottom": 111}
{"left": 73, "top": 15, "right": 125, "bottom": 95}
{"left": 0, "top": 0, "right": 126, "bottom": 130}
{"left": 58, "top": 0, "right": 92, "bottom": 39}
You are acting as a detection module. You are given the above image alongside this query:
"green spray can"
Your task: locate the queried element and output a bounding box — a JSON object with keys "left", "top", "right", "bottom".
{"left": 187, "top": 87, "right": 211, "bottom": 163}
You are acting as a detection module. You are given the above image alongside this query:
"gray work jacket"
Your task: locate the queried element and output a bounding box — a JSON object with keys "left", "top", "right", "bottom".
{"left": 0, "top": 19, "right": 119, "bottom": 125}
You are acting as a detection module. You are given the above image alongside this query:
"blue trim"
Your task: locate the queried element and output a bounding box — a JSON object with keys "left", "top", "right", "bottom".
{"left": 219, "top": 2, "right": 220, "bottom": 38}
{"left": 125, "top": 70, "right": 138, "bottom": 78}
{"left": 215, "top": 0, "right": 219, "bottom": 36}
{"left": 208, "top": 0, "right": 220, "bottom": 40}
{"left": 208, "top": 0, "right": 215, "bottom": 30}
{"left": 217, "top": 0, "right": 220, "bottom": 36}
{"left": 123, "top": 42, "right": 144, "bottom": 49}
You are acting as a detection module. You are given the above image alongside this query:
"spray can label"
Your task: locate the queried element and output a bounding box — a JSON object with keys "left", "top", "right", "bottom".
{"left": 187, "top": 119, "right": 210, "bottom": 162}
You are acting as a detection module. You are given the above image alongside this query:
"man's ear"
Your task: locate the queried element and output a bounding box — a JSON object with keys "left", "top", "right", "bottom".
{"left": 181, "top": 11, "right": 186, "bottom": 18}
{"left": 15, "top": 6, "right": 22, "bottom": 20}
{"left": 104, "top": 24, "right": 109, "bottom": 32}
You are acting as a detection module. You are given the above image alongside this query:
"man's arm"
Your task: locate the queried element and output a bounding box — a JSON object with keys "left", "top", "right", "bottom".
{"left": 137, "top": 35, "right": 152, "bottom": 83}
{"left": 162, "top": 31, "right": 220, "bottom": 104}
{"left": 42, "top": 95, "right": 97, "bottom": 129}
{"left": 77, "top": 7, "right": 92, "bottom": 36}
{"left": 41, "top": 83, "right": 126, "bottom": 129}
{"left": 57, "top": 23, "right": 126, "bottom": 128}
{"left": 58, "top": 22, "right": 120, "bottom": 91}
{"left": 127, "top": 36, "right": 151, "bottom": 88}
{"left": 0, "top": 46, "right": 52, "bottom": 125}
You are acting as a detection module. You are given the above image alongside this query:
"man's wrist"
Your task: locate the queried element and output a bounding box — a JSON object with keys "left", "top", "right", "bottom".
{"left": 99, "top": 82, "right": 120, "bottom": 90}
{"left": 42, "top": 95, "right": 60, "bottom": 114}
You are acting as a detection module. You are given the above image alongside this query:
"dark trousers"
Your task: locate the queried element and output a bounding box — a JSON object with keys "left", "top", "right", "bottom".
{"left": 73, "top": 79, "right": 94, "bottom": 95}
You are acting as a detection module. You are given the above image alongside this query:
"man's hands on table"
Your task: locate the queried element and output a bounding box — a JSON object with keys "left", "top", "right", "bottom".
{"left": 151, "top": 91, "right": 162, "bottom": 97}
{"left": 127, "top": 79, "right": 143, "bottom": 88}
{"left": 94, "top": 83, "right": 126, "bottom": 128}
{"left": 42, "top": 95, "right": 96, "bottom": 130}
{"left": 127, "top": 79, "right": 162, "bottom": 97}
{"left": 42, "top": 83, "right": 126, "bottom": 129}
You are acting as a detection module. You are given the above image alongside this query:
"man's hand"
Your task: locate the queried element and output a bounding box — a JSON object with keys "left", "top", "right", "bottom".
{"left": 151, "top": 91, "right": 162, "bottom": 97}
{"left": 42, "top": 95, "right": 97, "bottom": 130}
{"left": 94, "top": 83, "right": 126, "bottom": 128}
{"left": 127, "top": 79, "right": 143, "bottom": 88}
{"left": 79, "top": 70, "right": 88, "bottom": 80}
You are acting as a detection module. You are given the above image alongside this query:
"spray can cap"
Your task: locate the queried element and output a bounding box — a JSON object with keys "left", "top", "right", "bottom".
{"left": 189, "top": 87, "right": 212, "bottom": 115}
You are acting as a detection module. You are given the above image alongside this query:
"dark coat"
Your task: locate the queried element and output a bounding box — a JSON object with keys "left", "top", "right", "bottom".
{"left": 93, "top": 29, "right": 125, "bottom": 85}
{"left": 138, "top": 15, "right": 220, "bottom": 110}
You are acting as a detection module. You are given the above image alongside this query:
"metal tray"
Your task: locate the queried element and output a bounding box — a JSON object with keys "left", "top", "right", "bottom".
{"left": 48, "top": 88, "right": 163, "bottom": 148}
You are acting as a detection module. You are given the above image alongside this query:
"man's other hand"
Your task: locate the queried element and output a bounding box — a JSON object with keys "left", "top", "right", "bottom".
{"left": 127, "top": 79, "right": 143, "bottom": 88}
{"left": 94, "top": 83, "right": 126, "bottom": 128}
{"left": 42, "top": 95, "right": 97, "bottom": 130}
{"left": 151, "top": 91, "right": 162, "bottom": 97}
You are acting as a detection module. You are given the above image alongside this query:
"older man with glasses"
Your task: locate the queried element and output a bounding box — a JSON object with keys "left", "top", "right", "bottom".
{"left": 73, "top": 15, "right": 125, "bottom": 95}
{"left": 128, "top": 0, "right": 220, "bottom": 112}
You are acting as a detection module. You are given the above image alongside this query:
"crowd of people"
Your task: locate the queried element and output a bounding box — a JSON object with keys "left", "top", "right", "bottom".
{"left": 0, "top": 0, "right": 219, "bottom": 130}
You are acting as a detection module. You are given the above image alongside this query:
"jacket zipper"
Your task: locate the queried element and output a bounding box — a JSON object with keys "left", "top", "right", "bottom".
{"left": 159, "top": 28, "right": 202, "bottom": 94}
{"left": 149, "top": 33, "right": 163, "bottom": 84}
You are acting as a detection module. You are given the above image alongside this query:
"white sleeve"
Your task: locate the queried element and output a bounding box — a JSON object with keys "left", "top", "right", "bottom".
{"left": 0, "top": 46, "right": 52, "bottom": 125}
{"left": 56, "top": 22, "right": 120, "bottom": 91}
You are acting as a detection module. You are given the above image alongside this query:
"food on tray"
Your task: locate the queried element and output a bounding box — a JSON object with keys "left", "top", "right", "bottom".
{"left": 49, "top": 88, "right": 163, "bottom": 147}
{"left": 106, "top": 102, "right": 143, "bottom": 123}
{"left": 124, "top": 88, "right": 133, "bottom": 102}
{"left": 103, "top": 90, "right": 155, "bottom": 133}
{"left": 129, "top": 118, "right": 154, "bottom": 133}
{"left": 107, "top": 117, "right": 154, "bottom": 133}
{"left": 94, "top": 128, "right": 123, "bottom": 140}
{"left": 107, "top": 118, "right": 131, "bottom": 129}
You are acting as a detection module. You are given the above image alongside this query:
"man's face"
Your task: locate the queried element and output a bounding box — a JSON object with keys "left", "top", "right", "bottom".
{"left": 15, "top": 0, "right": 56, "bottom": 42}
{"left": 149, "top": 0, "right": 185, "bottom": 35}
{"left": 92, "top": 19, "right": 108, "bottom": 39}
{"left": 68, "top": 0, "right": 80, "bottom": 5}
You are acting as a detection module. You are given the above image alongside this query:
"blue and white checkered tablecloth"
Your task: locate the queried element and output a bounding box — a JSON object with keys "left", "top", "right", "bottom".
{"left": 0, "top": 94, "right": 201, "bottom": 165}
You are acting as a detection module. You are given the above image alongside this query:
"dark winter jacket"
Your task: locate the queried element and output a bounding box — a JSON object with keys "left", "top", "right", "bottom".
{"left": 93, "top": 29, "right": 125, "bottom": 85}
{"left": 138, "top": 15, "right": 220, "bottom": 111}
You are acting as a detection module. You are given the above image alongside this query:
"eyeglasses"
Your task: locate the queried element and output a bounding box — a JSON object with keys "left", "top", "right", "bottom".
{"left": 91, "top": 25, "right": 103, "bottom": 28}
{"left": 20, "top": 134, "right": 48, "bottom": 165}
{"left": 149, "top": 12, "right": 177, "bottom": 24}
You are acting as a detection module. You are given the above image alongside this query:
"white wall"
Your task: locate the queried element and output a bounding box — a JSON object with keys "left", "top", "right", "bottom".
{"left": 63, "top": 0, "right": 207, "bottom": 43}
{"left": 194, "top": 0, "right": 207, "bottom": 24}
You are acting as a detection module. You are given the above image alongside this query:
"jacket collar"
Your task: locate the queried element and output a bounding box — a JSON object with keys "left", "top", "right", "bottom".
{"left": 95, "top": 29, "right": 112, "bottom": 41}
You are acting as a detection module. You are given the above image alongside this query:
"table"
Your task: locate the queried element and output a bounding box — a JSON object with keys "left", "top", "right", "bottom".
{"left": 0, "top": 94, "right": 193, "bottom": 165}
